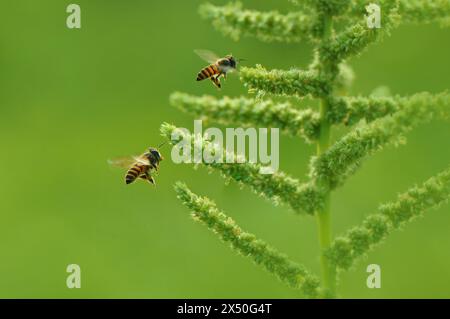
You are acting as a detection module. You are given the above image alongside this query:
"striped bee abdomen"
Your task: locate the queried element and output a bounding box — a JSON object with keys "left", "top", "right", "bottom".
{"left": 196, "top": 64, "right": 219, "bottom": 81}
{"left": 125, "top": 163, "right": 148, "bottom": 184}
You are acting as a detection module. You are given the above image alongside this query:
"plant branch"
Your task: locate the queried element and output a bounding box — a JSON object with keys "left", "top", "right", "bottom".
{"left": 328, "top": 91, "right": 450, "bottom": 126}
{"left": 240, "top": 65, "right": 331, "bottom": 98}
{"left": 327, "top": 95, "right": 399, "bottom": 126}
{"left": 161, "top": 123, "right": 324, "bottom": 214}
{"left": 398, "top": 0, "right": 450, "bottom": 26}
{"left": 174, "top": 182, "right": 322, "bottom": 298}
{"left": 310, "top": 91, "right": 450, "bottom": 190}
{"left": 311, "top": 0, "right": 352, "bottom": 16}
{"left": 326, "top": 166, "right": 450, "bottom": 270}
{"left": 199, "top": 2, "right": 317, "bottom": 43}
{"left": 320, "top": 0, "right": 400, "bottom": 63}
{"left": 170, "top": 92, "right": 321, "bottom": 143}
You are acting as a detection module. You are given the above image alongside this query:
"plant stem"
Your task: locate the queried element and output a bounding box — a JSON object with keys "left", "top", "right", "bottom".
{"left": 316, "top": 99, "right": 336, "bottom": 297}
{"left": 315, "top": 14, "right": 337, "bottom": 297}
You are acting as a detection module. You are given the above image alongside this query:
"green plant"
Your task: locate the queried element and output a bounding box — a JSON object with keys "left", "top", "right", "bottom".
{"left": 161, "top": 0, "right": 450, "bottom": 298}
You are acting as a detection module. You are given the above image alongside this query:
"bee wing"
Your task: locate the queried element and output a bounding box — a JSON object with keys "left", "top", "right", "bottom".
{"left": 194, "top": 49, "right": 220, "bottom": 64}
{"left": 108, "top": 156, "right": 148, "bottom": 168}
{"left": 134, "top": 155, "right": 151, "bottom": 165}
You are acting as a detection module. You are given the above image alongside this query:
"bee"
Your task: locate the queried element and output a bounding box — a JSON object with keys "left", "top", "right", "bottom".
{"left": 109, "top": 146, "right": 164, "bottom": 185}
{"left": 195, "top": 49, "right": 241, "bottom": 89}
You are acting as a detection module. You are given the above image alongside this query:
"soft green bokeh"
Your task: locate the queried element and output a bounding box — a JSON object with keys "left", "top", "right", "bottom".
{"left": 0, "top": 0, "right": 449, "bottom": 298}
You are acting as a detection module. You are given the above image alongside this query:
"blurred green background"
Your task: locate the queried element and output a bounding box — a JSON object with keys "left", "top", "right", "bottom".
{"left": 0, "top": 0, "right": 449, "bottom": 298}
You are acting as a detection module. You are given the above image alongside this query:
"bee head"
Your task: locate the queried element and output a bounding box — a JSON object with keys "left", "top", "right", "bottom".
{"left": 226, "top": 55, "right": 237, "bottom": 68}
{"left": 148, "top": 147, "right": 164, "bottom": 161}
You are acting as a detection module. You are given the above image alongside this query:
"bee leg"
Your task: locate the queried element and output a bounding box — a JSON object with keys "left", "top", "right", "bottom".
{"left": 210, "top": 76, "right": 221, "bottom": 89}
{"left": 209, "top": 77, "right": 216, "bottom": 88}
{"left": 145, "top": 172, "right": 156, "bottom": 185}
{"left": 222, "top": 72, "right": 227, "bottom": 80}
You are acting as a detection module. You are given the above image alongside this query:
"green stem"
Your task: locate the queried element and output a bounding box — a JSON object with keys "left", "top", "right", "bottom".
{"left": 315, "top": 14, "right": 337, "bottom": 298}
{"left": 316, "top": 99, "right": 336, "bottom": 297}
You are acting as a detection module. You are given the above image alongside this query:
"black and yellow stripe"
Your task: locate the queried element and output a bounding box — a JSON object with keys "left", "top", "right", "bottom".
{"left": 196, "top": 64, "right": 219, "bottom": 81}
{"left": 141, "top": 174, "right": 155, "bottom": 184}
{"left": 125, "top": 163, "right": 148, "bottom": 184}
{"left": 210, "top": 76, "right": 221, "bottom": 88}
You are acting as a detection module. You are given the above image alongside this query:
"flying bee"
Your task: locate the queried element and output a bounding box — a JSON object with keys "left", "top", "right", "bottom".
{"left": 108, "top": 146, "right": 164, "bottom": 186}
{"left": 195, "top": 49, "right": 242, "bottom": 89}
